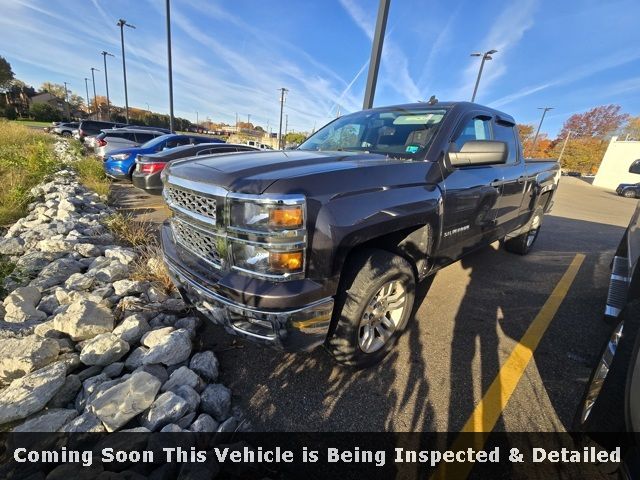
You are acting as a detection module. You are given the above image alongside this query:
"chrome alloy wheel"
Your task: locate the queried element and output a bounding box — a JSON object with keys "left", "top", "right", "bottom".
{"left": 358, "top": 280, "right": 407, "bottom": 353}
{"left": 581, "top": 321, "right": 624, "bottom": 423}
{"left": 526, "top": 214, "right": 541, "bottom": 248}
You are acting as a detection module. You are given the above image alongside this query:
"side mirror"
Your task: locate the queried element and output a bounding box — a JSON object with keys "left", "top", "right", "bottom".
{"left": 448, "top": 140, "right": 508, "bottom": 167}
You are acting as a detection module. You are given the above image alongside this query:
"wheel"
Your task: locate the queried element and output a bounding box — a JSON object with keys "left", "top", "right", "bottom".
{"left": 574, "top": 300, "right": 640, "bottom": 446}
{"left": 623, "top": 189, "right": 637, "bottom": 198}
{"left": 61, "top": 131, "right": 71, "bottom": 137}
{"left": 503, "top": 206, "right": 543, "bottom": 255}
{"left": 325, "top": 249, "right": 415, "bottom": 368}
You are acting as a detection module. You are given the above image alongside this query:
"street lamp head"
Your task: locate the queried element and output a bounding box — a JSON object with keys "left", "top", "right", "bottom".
{"left": 118, "top": 18, "right": 136, "bottom": 29}
{"left": 101, "top": 51, "right": 115, "bottom": 57}
{"left": 487, "top": 49, "right": 498, "bottom": 55}
{"left": 91, "top": 67, "right": 100, "bottom": 72}
{"left": 470, "top": 52, "right": 482, "bottom": 57}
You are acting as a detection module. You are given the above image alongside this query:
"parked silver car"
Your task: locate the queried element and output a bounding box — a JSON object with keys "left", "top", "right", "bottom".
{"left": 52, "top": 122, "right": 79, "bottom": 136}
{"left": 94, "top": 128, "right": 166, "bottom": 159}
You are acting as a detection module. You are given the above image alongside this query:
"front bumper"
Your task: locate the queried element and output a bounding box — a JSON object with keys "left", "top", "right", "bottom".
{"left": 161, "top": 224, "right": 334, "bottom": 351}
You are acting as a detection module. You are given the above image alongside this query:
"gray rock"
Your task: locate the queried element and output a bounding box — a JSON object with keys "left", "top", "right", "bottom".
{"left": 112, "top": 314, "right": 150, "bottom": 344}
{"left": 0, "top": 237, "right": 25, "bottom": 255}
{"left": 176, "top": 411, "right": 196, "bottom": 429}
{"left": 112, "top": 279, "right": 144, "bottom": 296}
{"left": 105, "top": 247, "right": 136, "bottom": 265}
{"left": 33, "top": 319, "right": 60, "bottom": 338}
{"left": 79, "top": 333, "right": 129, "bottom": 366}
{"left": 90, "top": 371, "right": 161, "bottom": 432}
{"left": 160, "top": 423, "right": 183, "bottom": 432}
{"left": 30, "top": 258, "right": 83, "bottom": 289}
{"left": 140, "top": 391, "right": 189, "bottom": 431}
{"left": 16, "top": 251, "right": 64, "bottom": 276}
{"left": 146, "top": 285, "right": 169, "bottom": 303}
{"left": 124, "top": 346, "right": 148, "bottom": 370}
{"left": 189, "top": 351, "right": 219, "bottom": 383}
{"left": 3, "top": 286, "right": 46, "bottom": 323}
{"left": 77, "top": 365, "right": 103, "bottom": 381}
{"left": 47, "top": 374, "right": 81, "bottom": 408}
{"left": 216, "top": 416, "right": 238, "bottom": 433}
{"left": 90, "top": 261, "right": 129, "bottom": 283}
{"left": 55, "top": 337, "right": 75, "bottom": 353}
{"left": 189, "top": 413, "right": 218, "bottom": 432}
{"left": 59, "top": 411, "right": 105, "bottom": 432}
{"left": 36, "top": 239, "right": 75, "bottom": 253}
{"left": 64, "top": 273, "right": 94, "bottom": 291}
{"left": 142, "top": 329, "right": 192, "bottom": 366}
{"left": 37, "top": 294, "right": 59, "bottom": 316}
{"left": 74, "top": 243, "right": 101, "bottom": 258}
{"left": 161, "top": 366, "right": 200, "bottom": 393}
{"left": 0, "top": 361, "right": 67, "bottom": 424}
{"left": 13, "top": 408, "right": 78, "bottom": 432}
{"left": 134, "top": 364, "right": 168, "bottom": 383}
{"left": 121, "top": 427, "right": 151, "bottom": 432}
{"left": 200, "top": 383, "right": 231, "bottom": 422}
{"left": 102, "top": 362, "right": 124, "bottom": 378}
{"left": 56, "top": 352, "right": 80, "bottom": 372}
{"left": 0, "top": 336, "right": 60, "bottom": 383}
{"left": 141, "top": 326, "right": 174, "bottom": 347}
{"left": 51, "top": 299, "right": 114, "bottom": 341}
{"left": 172, "top": 385, "right": 200, "bottom": 412}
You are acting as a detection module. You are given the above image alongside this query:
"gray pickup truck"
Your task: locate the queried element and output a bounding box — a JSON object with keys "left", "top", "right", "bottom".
{"left": 160, "top": 101, "right": 560, "bottom": 367}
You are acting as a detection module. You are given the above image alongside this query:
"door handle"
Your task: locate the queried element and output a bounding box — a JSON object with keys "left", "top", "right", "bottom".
{"left": 490, "top": 179, "right": 504, "bottom": 188}
{"left": 517, "top": 176, "right": 526, "bottom": 184}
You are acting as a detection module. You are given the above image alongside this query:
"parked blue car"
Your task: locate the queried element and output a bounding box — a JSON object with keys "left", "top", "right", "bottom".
{"left": 103, "top": 134, "right": 220, "bottom": 180}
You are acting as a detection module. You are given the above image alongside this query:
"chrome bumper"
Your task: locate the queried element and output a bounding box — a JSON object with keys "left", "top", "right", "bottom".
{"left": 164, "top": 257, "right": 334, "bottom": 352}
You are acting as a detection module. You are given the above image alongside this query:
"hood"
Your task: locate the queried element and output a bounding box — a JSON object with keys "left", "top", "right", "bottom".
{"left": 165, "top": 149, "right": 437, "bottom": 195}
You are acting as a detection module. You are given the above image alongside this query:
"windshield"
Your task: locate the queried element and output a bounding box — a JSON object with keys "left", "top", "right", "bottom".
{"left": 299, "top": 107, "right": 447, "bottom": 158}
{"left": 141, "top": 134, "right": 173, "bottom": 149}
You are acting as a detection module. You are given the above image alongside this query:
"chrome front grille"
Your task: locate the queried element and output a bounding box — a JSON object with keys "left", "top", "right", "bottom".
{"left": 165, "top": 186, "right": 217, "bottom": 224}
{"left": 171, "top": 217, "right": 225, "bottom": 268}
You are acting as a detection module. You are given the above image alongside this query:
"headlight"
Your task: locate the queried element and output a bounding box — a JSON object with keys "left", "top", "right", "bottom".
{"left": 229, "top": 198, "right": 304, "bottom": 232}
{"left": 231, "top": 240, "right": 304, "bottom": 276}
{"left": 111, "top": 153, "right": 129, "bottom": 160}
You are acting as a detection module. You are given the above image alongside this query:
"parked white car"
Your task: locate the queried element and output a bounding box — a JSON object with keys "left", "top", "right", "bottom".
{"left": 94, "top": 128, "right": 167, "bottom": 159}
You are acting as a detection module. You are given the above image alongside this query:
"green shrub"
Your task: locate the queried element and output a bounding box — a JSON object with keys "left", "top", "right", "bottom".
{"left": 29, "top": 103, "right": 60, "bottom": 122}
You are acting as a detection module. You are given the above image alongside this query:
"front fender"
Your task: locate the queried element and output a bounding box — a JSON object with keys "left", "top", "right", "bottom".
{"left": 307, "top": 184, "right": 443, "bottom": 287}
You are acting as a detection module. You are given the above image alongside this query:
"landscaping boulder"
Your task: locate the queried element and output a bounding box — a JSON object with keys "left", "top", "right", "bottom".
{"left": 79, "top": 333, "right": 129, "bottom": 366}
{"left": 142, "top": 328, "right": 192, "bottom": 366}
{"left": 200, "top": 384, "right": 231, "bottom": 422}
{"left": 189, "top": 351, "right": 219, "bottom": 383}
{"left": 51, "top": 299, "right": 114, "bottom": 341}
{"left": 140, "top": 391, "right": 189, "bottom": 431}
{"left": 0, "top": 336, "right": 60, "bottom": 384}
{"left": 13, "top": 408, "right": 78, "bottom": 432}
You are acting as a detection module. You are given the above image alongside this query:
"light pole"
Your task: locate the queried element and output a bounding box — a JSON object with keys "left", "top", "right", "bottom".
{"left": 84, "top": 77, "right": 90, "bottom": 116}
{"left": 531, "top": 107, "right": 554, "bottom": 156}
{"left": 470, "top": 49, "right": 497, "bottom": 102}
{"left": 558, "top": 131, "right": 573, "bottom": 164}
{"left": 278, "top": 87, "right": 288, "bottom": 149}
{"left": 101, "top": 51, "right": 114, "bottom": 120}
{"left": 117, "top": 19, "right": 135, "bottom": 123}
{"left": 90, "top": 68, "right": 99, "bottom": 119}
{"left": 165, "top": 0, "right": 175, "bottom": 132}
{"left": 63, "top": 81, "right": 71, "bottom": 120}
{"left": 363, "top": 0, "right": 390, "bottom": 109}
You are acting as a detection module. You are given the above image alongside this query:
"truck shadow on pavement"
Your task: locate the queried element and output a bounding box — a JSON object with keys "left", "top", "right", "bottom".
{"left": 203, "top": 215, "right": 625, "bottom": 435}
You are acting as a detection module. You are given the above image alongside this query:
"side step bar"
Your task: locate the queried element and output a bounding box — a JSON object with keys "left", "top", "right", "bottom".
{"left": 605, "top": 256, "right": 629, "bottom": 318}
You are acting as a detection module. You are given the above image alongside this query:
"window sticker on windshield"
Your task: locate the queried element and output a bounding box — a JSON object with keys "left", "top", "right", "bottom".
{"left": 406, "top": 145, "right": 420, "bottom": 153}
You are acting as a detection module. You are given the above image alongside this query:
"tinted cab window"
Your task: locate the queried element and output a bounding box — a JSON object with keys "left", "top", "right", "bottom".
{"left": 492, "top": 121, "right": 518, "bottom": 164}
{"left": 630, "top": 160, "right": 640, "bottom": 174}
{"left": 452, "top": 116, "right": 491, "bottom": 152}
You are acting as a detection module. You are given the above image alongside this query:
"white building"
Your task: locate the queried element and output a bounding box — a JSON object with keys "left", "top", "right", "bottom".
{"left": 593, "top": 136, "right": 640, "bottom": 190}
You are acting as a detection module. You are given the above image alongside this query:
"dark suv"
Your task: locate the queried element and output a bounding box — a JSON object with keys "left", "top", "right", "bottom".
{"left": 76, "top": 120, "right": 127, "bottom": 142}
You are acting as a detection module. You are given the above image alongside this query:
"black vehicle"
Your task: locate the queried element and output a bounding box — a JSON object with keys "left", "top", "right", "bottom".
{"left": 117, "top": 125, "right": 172, "bottom": 134}
{"left": 132, "top": 143, "right": 258, "bottom": 194}
{"left": 77, "top": 120, "right": 127, "bottom": 142}
{"left": 575, "top": 202, "right": 640, "bottom": 478}
{"left": 617, "top": 183, "right": 640, "bottom": 199}
{"left": 159, "top": 101, "right": 560, "bottom": 367}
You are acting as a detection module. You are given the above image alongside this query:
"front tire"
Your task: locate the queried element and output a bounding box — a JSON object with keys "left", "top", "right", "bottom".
{"left": 623, "top": 189, "right": 637, "bottom": 199}
{"left": 326, "top": 249, "right": 415, "bottom": 368}
{"left": 503, "top": 206, "right": 543, "bottom": 255}
{"left": 61, "top": 131, "right": 71, "bottom": 137}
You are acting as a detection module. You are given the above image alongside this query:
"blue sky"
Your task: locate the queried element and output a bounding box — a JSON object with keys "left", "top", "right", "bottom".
{"left": 1, "top": 0, "right": 639, "bottom": 136}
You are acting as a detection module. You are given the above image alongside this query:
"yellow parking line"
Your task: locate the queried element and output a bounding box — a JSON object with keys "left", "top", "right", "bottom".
{"left": 432, "top": 253, "right": 585, "bottom": 479}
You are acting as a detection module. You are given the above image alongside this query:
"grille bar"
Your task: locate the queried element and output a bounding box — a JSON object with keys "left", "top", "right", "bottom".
{"left": 172, "top": 217, "right": 225, "bottom": 269}
{"left": 165, "top": 185, "right": 217, "bottom": 225}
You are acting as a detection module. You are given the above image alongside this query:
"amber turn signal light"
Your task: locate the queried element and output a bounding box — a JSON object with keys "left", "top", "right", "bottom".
{"left": 269, "top": 251, "right": 303, "bottom": 272}
{"left": 269, "top": 206, "right": 303, "bottom": 228}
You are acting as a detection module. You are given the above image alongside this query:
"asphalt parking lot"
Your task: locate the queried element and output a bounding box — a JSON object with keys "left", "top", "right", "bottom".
{"left": 115, "top": 177, "right": 637, "bottom": 433}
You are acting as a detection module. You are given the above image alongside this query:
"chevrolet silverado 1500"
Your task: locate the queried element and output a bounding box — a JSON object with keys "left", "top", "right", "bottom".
{"left": 160, "top": 101, "right": 560, "bottom": 367}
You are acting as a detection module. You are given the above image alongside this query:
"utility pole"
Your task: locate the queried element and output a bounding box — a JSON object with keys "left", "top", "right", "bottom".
{"left": 363, "top": 0, "right": 390, "bottom": 109}
{"left": 165, "top": 0, "right": 175, "bottom": 132}
{"left": 84, "top": 78, "right": 90, "bottom": 116}
{"left": 470, "top": 49, "right": 497, "bottom": 102}
{"left": 63, "top": 81, "right": 71, "bottom": 121}
{"left": 117, "top": 18, "right": 135, "bottom": 123}
{"left": 90, "top": 68, "right": 99, "bottom": 119}
{"left": 284, "top": 114, "right": 289, "bottom": 139}
{"left": 531, "top": 107, "right": 554, "bottom": 156}
{"left": 558, "top": 131, "right": 572, "bottom": 164}
{"left": 196, "top": 111, "right": 199, "bottom": 127}
{"left": 101, "top": 51, "right": 114, "bottom": 120}
{"left": 235, "top": 112, "right": 238, "bottom": 132}
{"left": 278, "top": 87, "right": 288, "bottom": 149}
